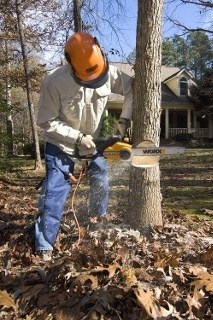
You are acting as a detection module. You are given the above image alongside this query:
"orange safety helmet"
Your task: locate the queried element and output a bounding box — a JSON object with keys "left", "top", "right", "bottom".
{"left": 64, "top": 32, "right": 109, "bottom": 88}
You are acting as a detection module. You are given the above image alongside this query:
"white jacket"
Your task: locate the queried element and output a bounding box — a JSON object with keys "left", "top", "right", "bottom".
{"left": 37, "top": 64, "right": 133, "bottom": 155}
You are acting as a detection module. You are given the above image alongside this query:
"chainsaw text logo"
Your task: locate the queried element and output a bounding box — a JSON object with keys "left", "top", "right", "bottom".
{"left": 142, "top": 149, "right": 164, "bottom": 154}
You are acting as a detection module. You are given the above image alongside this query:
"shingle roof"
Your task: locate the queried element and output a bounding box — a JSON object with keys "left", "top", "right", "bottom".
{"left": 109, "top": 63, "right": 193, "bottom": 104}
{"left": 161, "top": 83, "right": 190, "bottom": 104}
{"left": 110, "top": 63, "right": 182, "bottom": 81}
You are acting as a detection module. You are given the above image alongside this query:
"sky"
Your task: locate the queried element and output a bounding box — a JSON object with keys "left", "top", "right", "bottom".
{"left": 43, "top": 0, "right": 212, "bottom": 66}
{"left": 101, "top": 0, "right": 212, "bottom": 62}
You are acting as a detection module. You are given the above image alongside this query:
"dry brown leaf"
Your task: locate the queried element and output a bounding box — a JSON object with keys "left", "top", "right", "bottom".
{"left": 122, "top": 268, "right": 138, "bottom": 286}
{"left": 134, "top": 286, "right": 174, "bottom": 319}
{"left": 91, "top": 263, "right": 121, "bottom": 279}
{"left": 134, "top": 268, "right": 153, "bottom": 282}
{"left": 190, "top": 271, "right": 213, "bottom": 292}
{"left": 0, "top": 290, "right": 16, "bottom": 310}
{"left": 199, "top": 245, "right": 213, "bottom": 267}
{"left": 70, "top": 274, "right": 98, "bottom": 292}
{"left": 16, "top": 284, "right": 46, "bottom": 305}
{"left": 154, "top": 253, "right": 179, "bottom": 268}
{"left": 186, "top": 293, "right": 202, "bottom": 312}
{"left": 188, "top": 265, "right": 207, "bottom": 276}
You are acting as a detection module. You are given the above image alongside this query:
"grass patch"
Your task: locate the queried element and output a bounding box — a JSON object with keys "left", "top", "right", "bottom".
{"left": 160, "top": 149, "right": 213, "bottom": 219}
{"left": 0, "top": 156, "right": 35, "bottom": 173}
{"left": 0, "top": 149, "right": 212, "bottom": 220}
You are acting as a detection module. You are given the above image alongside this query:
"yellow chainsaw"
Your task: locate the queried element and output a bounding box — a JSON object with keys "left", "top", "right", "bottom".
{"left": 77, "top": 135, "right": 185, "bottom": 168}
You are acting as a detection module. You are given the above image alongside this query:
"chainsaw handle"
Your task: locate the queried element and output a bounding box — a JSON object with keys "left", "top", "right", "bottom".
{"left": 94, "top": 135, "right": 121, "bottom": 154}
{"left": 74, "top": 135, "right": 121, "bottom": 160}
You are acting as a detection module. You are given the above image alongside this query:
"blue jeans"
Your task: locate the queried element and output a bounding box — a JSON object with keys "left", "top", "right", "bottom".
{"left": 35, "top": 142, "right": 109, "bottom": 251}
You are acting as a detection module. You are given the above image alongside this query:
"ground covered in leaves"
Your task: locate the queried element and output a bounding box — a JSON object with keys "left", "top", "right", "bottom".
{"left": 0, "top": 149, "right": 212, "bottom": 319}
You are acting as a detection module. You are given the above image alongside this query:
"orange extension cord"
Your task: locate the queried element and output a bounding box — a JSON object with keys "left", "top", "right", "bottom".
{"left": 70, "top": 160, "right": 88, "bottom": 246}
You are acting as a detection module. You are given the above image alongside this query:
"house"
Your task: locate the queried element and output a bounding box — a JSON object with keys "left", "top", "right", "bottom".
{"left": 107, "top": 63, "right": 213, "bottom": 139}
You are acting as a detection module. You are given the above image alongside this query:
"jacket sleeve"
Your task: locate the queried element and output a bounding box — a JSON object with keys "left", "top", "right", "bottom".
{"left": 37, "top": 77, "right": 80, "bottom": 144}
{"left": 110, "top": 66, "right": 133, "bottom": 120}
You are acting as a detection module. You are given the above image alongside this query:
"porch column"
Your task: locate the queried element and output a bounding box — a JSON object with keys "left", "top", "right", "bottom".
{"left": 209, "top": 115, "right": 213, "bottom": 138}
{"left": 187, "top": 109, "right": 191, "bottom": 133}
{"left": 193, "top": 112, "right": 196, "bottom": 129}
{"left": 165, "top": 109, "right": 169, "bottom": 139}
{"left": 193, "top": 111, "right": 197, "bottom": 137}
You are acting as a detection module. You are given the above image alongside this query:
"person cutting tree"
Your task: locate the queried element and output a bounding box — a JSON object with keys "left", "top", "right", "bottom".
{"left": 35, "top": 32, "right": 133, "bottom": 262}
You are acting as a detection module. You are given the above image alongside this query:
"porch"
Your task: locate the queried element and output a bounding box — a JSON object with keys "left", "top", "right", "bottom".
{"left": 161, "top": 108, "right": 213, "bottom": 139}
{"left": 169, "top": 128, "right": 209, "bottom": 138}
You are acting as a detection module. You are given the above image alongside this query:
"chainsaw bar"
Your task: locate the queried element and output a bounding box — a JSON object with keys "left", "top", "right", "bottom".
{"left": 131, "top": 146, "right": 185, "bottom": 156}
{"left": 131, "top": 140, "right": 186, "bottom": 168}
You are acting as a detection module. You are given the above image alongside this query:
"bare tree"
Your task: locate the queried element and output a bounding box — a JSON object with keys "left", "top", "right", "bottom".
{"left": 73, "top": 0, "right": 82, "bottom": 32}
{"left": 165, "top": 0, "right": 213, "bottom": 35}
{"left": 128, "top": 0, "right": 163, "bottom": 233}
{"left": 15, "top": 0, "right": 42, "bottom": 169}
{"left": 5, "top": 25, "right": 14, "bottom": 156}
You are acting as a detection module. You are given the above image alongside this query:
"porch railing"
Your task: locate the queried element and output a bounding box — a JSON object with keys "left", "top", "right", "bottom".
{"left": 169, "top": 128, "right": 209, "bottom": 138}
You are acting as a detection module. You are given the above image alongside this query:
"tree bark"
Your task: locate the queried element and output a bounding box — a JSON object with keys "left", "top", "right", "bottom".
{"left": 15, "top": 0, "right": 42, "bottom": 170}
{"left": 128, "top": 0, "right": 163, "bottom": 232}
{"left": 73, "top": 0, "right": 82, "bottom": 32}
{"left": 4, "top": 15, "right": 14, "bottom": 157}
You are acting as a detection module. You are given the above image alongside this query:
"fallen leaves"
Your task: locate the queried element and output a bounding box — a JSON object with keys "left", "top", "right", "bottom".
{"left": 0, "top": 290, "right": 17, "bottom": 310}
{"left": 190, "top": 271, "right": 213, "bottom": 292}
{"left": 0, "top": 155, "right": 212, "bottom": 319}
{"left": 134, "top": 286, "right": 174, "bottom": 319}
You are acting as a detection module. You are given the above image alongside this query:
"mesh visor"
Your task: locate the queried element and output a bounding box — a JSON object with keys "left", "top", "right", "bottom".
{"left": 73, "top": 61, "right": 109, "bottom": 89}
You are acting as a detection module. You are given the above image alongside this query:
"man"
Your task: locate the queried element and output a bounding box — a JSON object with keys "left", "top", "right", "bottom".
{"left": 35, "top": 32, "right": 133, "bottom": 261}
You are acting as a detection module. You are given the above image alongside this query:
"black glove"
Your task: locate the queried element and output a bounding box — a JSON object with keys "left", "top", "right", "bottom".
{"left": 118, "top": 118, "right": 130, "bottom": 138}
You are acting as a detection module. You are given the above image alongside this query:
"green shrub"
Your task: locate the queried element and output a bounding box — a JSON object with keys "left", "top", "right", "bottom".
{"left": 100, "top": 114, "right": 117, "bottom": 137}
{"left": 22, "top": 141, "right": 45, "bottom": 159}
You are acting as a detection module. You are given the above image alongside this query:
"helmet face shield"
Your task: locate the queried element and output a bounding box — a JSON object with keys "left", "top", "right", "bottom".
{"left": 72, "top": 62, "right": 109, "bottom": 89}
{"left": 65, "top": 32, "right": 109, "bottom": 88}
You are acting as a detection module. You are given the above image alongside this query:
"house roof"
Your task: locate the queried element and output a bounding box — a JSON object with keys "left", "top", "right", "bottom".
{"left": 110, "top": 63, "right": 188, "bottom": 82}
{"left": 161, "top": 66, "right": 180, "bottom": 82}
{"left": 163, "top": 67, "right": 194, "bottom": 83}
{"left": 110, "top": 62, "right": 135, "bottom": 77}
{"left": 161, "top": 83, "right": 190, "bottom": 104}
{"left": 109, "top": 63, "right": 194, "bottom": 104}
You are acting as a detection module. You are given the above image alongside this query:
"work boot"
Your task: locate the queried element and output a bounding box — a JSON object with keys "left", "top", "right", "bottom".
{"left": 37, "top": 250, "right": 52, "bottom": 262}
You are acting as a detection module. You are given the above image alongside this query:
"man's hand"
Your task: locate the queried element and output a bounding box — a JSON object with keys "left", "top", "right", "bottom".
{"left": 76, "top": 133, "right": 96, "bottom": 157}
{"left": 80, "top": 134, "right": 96, "bottom": 149}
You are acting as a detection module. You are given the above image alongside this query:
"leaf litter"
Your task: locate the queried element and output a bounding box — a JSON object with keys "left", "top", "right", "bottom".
{"left": 0, "top": 152, "right": 212, "bottom": 320}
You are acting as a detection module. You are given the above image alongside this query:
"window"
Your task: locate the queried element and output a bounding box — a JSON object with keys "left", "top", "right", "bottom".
{"left": 180, "top": 77, "right": 188, "bottom": 96}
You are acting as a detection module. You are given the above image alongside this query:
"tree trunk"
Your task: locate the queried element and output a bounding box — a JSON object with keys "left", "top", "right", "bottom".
{"left": 6, "top": 116, "right": 14, "bottom": 157}
{"left": 15, "top": 0, "right": 42, "bottom": 170}
{"left": 73, "top": 0, "right": 82, "bottom": 32}
{"left": 5, "top": 18, "right": 14, "bottom": 157}
{"left": 128, "top": 0, "right": 163, "bottom": 233}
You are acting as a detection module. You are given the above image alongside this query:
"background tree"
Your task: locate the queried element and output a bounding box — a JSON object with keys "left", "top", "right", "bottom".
{"left": 128, "top": 0, "right": 163, "bottom": 233}
{"left": 187, "top": 31, "right": 213, "bottom": 79}
{"left": 162, "top": 31, "right": 212, "bottom": 79}
{"left": 0, "top": 0, "right": 58, "bottom": 164}
{"left": 190, "top": 68, "right": 213, "bottom": 114}
{"left": 15, "top": 0, "right": 42, "bottom": 169}
{"left": 73, "top": 0, "right": 82, "bottom": 32}
{"left": 165, "top": 0, "right": 213, "bottom": 35}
